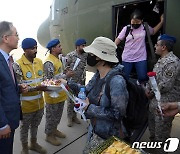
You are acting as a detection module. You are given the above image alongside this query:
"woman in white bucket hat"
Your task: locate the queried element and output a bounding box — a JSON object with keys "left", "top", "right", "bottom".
{"left": 59, "top": 37, "right": 129, "bottom": 153}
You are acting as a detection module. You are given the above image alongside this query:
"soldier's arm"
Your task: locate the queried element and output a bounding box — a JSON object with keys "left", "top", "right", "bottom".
{"left": 65, "top": 53, "right": 72, "bottom": 67}
{"left": 43, "top": 61, "right": 55, "bottom": 79}
{"left": 13, "top": 62, "right": 23, "bottom": 83}
{"left": 158, "top": 62, "right": 179, "bottom": 93}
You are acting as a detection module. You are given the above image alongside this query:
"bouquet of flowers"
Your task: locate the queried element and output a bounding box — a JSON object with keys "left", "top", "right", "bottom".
{"left": 147, "top": 72, "right": 163, "bottom": 119}
{"left": 41, "top": 79, "right": 62, "bottom": 98}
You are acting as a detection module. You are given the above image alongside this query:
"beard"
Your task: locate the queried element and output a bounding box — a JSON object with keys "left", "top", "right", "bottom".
{"left": 79, "top": 49, "right": 85, "bottom": 54}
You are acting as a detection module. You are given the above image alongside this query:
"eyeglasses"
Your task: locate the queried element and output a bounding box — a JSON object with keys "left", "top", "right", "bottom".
{"left": 6, "top": 34, "right": 19, "bottom": 37}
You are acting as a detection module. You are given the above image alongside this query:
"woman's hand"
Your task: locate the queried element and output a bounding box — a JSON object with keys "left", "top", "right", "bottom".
{"left": 160, "top": 14, "right": 164, "bottom": 23}
{"left": 83, "top": 97, "right": 90, "bottom": 110}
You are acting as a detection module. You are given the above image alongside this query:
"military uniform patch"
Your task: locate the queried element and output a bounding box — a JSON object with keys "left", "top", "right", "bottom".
{"left": 164, "top": 71, "right": 174, "bottom": 78}
{"left": 26, "top": 71, "right": 32, "bottom": 78}
{"left": 38, "top": 70, "right": 43, "bottom": 76}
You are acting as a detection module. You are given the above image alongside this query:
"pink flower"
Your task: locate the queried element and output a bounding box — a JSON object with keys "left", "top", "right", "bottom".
{"left": 147, "top": 72, "right": 156, "bottom": 77}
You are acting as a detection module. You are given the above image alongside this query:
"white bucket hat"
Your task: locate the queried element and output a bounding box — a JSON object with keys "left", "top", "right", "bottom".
{"left": 84, "top": 36, "right": 119, "bottom": 63}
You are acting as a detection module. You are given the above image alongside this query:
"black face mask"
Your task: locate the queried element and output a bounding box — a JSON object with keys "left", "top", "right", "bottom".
{"left": 87, "top": 54, "right": 99, "bottom": 66}
{"left": 132, "top": 24, "right": 141, "bottom": 29}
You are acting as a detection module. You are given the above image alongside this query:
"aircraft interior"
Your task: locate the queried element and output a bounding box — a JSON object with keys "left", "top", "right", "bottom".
{"left": 112, "top": 0, "right": 164, "bottom": 75}
{"left": 113, "top": 0, "right": 164, "bottom": 41}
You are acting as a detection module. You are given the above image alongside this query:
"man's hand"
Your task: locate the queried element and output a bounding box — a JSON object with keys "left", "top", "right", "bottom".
{"left": 158, "top": 103, "right": 179, "bottom": 117}
{"left": 56, "top": 78, "right": 67, "bottom": 85}
{"left": 36, "top": 85, "right": 47, "bottom": 91}
{"left": 66, "top": 70, "right": 74, "bottom": 78}
{"left": 143, "top": 86, "right": 154, "bottom": 99}
{"left": 19, "top": 83, "right": 28, "bottom": 93}
{"left": 0, "top": 125, "right": 11, "bottom": 139}
{"left": 63, "top": 66, "right": 74, "bottom": 78}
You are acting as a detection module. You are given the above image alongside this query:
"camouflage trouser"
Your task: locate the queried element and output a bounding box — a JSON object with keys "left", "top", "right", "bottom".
{"left": 20, "top": 108, "right": 44, "bottom": 143}
{"left": 67, "top": 98, "right": 76, "bottom": 119}
{"left": 45, "top": 102, "right": 65, "bottom": 135}
{"left": 83, "top": 133, "right": 105, "bottom": 154}
{"left": 148, "top": 110, "right": 174, "bottom": 154}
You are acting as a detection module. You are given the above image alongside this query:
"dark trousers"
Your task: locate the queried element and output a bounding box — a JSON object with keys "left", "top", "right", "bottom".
{"left": 0, "top": 130, "right": 15, "bottom": 154}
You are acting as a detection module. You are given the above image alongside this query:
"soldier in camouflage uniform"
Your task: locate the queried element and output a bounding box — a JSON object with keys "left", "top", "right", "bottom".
{"left": 13, "top": 38, "right": 47, "bottom": 154}
{"left": 65, "top": 38, "right": 87, "bottom": 127}
{"left": 44, "top": 39, "right": 73, "bottom": 146}
{"left": 147, "top": 34, "right": 180, "bottom": 154}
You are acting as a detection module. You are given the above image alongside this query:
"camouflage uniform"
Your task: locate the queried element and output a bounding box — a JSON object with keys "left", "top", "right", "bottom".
{"left": 65, "top": 50, "right": 87, "bottom": 120}
{"left": 45, "top": 102, "right": 64, "bottom": 134}
{"left": 148, "top": 52, "right": 180, "bottom": 154}
{"left": 43, "top": 58, "right": 66, "bottom": 135}
{"left": 20, "top": 109, "right": 44, "bottom": 143}
{"left": 13, "top": 58, "right": 44, "bottom": 145}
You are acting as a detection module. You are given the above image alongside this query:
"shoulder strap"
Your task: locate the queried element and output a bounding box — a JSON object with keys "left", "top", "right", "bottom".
{"left": 124, "top": 25, "right": 131, "bottom": 40}
{"left": 105, "top": 72, "right": 126, "bottom": 100}
{"left": 143, "top": 22, "right": 156, "bottom": 60}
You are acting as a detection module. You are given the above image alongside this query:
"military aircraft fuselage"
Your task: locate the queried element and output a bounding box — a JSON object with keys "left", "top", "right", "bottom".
{"left": 37, "top": 0, "right": 180, "bottom": 58}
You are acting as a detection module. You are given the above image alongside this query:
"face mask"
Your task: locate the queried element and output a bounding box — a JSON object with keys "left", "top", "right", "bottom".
{"left": 132, "top": 24, "right": 141, "bottom": 29}
{"left": 87, "top": 54, "right": 99, "bottom": 66}
{"left": 86, "top": 64, "right": 97, "bottom": 73}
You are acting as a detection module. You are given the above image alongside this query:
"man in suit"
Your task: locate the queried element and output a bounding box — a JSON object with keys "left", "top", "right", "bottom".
{"left": 0, "top": 21, "right": 28, "bottom": 154}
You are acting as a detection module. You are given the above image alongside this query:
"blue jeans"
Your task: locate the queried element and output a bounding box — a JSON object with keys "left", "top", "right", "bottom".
{"left": 122, "top": 60, "right": 148, "bottom": 83}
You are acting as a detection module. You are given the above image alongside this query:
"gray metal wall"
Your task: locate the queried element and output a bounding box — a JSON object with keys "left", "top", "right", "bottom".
{"left": 166, "top": 0, "right": 180, "bottom": 57}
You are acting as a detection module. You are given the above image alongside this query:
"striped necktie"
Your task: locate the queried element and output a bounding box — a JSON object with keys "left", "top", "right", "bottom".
{"left": 8, "top": 56, "right": 15, "bottom": 83}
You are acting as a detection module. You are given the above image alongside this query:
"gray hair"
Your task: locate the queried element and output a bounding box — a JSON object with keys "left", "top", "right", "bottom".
{"left": 0, "top": 21, "right": 13, "bottom": 43}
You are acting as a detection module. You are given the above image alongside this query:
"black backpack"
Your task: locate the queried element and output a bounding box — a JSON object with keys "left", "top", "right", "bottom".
{"left": 105, "top": 72, "right": 149, "bottom": 142}
{"left": 116, "top": 25, "right": 131, "bottom": 63}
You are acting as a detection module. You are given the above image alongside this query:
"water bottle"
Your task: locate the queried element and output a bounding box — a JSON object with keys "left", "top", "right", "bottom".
{"left": 78, "top": 87, "right": 86, "bottom": 100}
{"left": 75, "top": 87, "right": 86, "bottom": 109}
{"left": 75, "top": 87, "right": 87, "bottom": 121}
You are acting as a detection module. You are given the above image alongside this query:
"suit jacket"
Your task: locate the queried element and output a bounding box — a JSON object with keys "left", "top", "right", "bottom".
{"left": 0, "top": 52, "right": 21, "bottom": 130}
